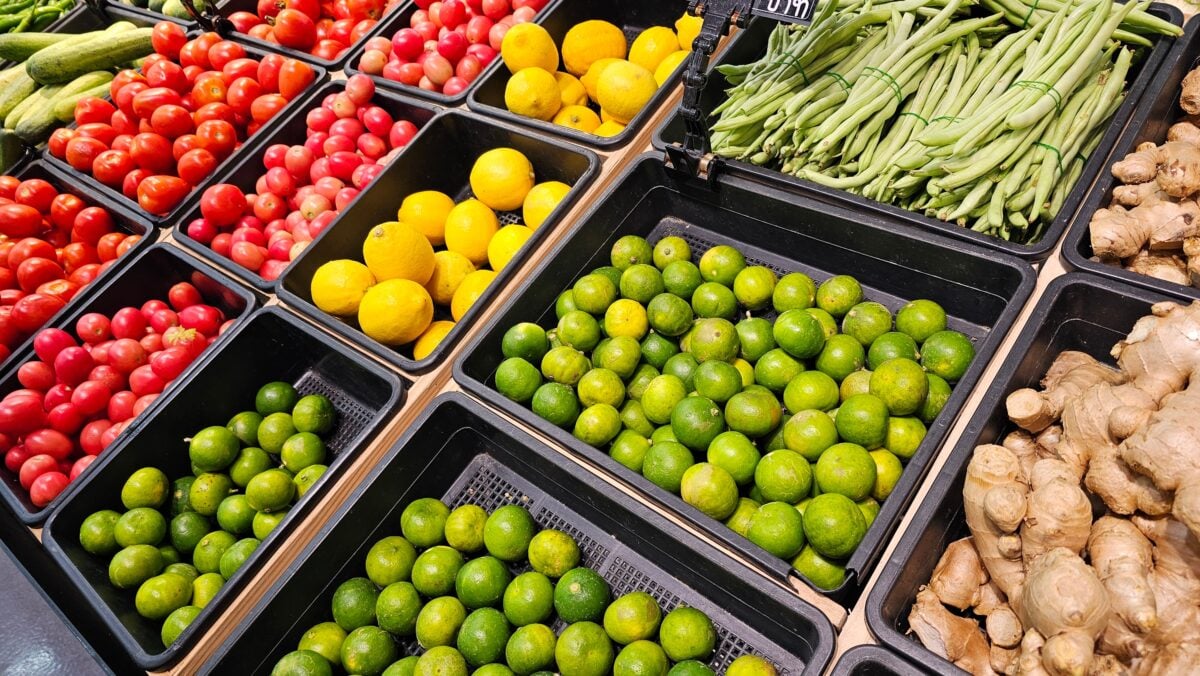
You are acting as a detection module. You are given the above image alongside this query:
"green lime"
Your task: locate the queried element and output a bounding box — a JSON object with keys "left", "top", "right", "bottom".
{"left": 558, "top": 310, "right": 602, "bottom": 352}
{"left": 573, "top": 274, "right": 619, "bottom": 315}
{"left": 574, "top": 403, "right": 622, "bottom": 447}
{"left": 458, "top": 607, "right": 511, "bottom": 667}
{"left": 161, "top": 605, "right": 201, "bottom": 648}
{"left": 192, "top": 531, "right": 236, "bottom": 575}
{"left": 814, "top": 443, "right": 876, "bottom": 501}
{"left": 294, "top": 465, "right": 326, "bottom": 497}
{"left": 555, "top": 567, "right": 611, "bottom": 623}
{"left": 414, "top": 646, "right": 467, "bottom": 676}
{"left": 783, "top": 371, "right": 839, "bottom": 413}
{"left": 791, "top": 545, "right": 846, "bottom": 590}
{"left": 377, "top": 581, "right": 422, "bottom": 636}
{"left": 300, "top": 622, "right": 347, "bottom": 667}
{"left": 503, "top": 571, "right": 554, "bottom": 626}
{"left": 497, "top": 358, "right": 543, "bottom": 404}
{"left": 246, "top": 468, "right": 295, "bottom": 513}
{"left": 604, "top": 591, "right": 661, "bottom": 644}
{"left": 611, "top": 430, "right": 651, "bottom": 473}
{"left": 257, "top": 382, "right": 299, "bottom": 416}
{"left": 754, "top": 449, "right": 812, "bottom": 503}
{"left": 841, "top": 302, "right": 893, "bottom": 346}
{"left": 815, "top": 335, "right": 865, "bottom": 383}
{"left": 707, "top": 431, "right": 759, "bottom": 485}
{"left": 188, "top": 473, "right": 233, "bottom": 517}
{"left": 867, "top": 332, "right": 919, "bottom": 369}
{"left": 763, "top": 414, "right": 788, "bottom": 452}
{"left": 384, "top": 655, "right": 419, "bottom": 676}
{"left": 412, "top": 545, "right": 465, "bottom": 597}
{"left": 109, "top": 544, "right": 164, "bottom": 589}
{"left": 662, "top": 353, "right": 699, "bottom": 391}
{"left": 456, "top": 555, "right": 511, "bottom": 608}
{"left": 921, "top": 330, "right": 974, "bottom": 382}
{"left": 541, "top": 346, "right": 591, "bottom": 386}
{"left": 650, "top": 425, "right": 678, "bottom": 444}
{"left": 445, "top": 504, "right": 488, "bottom": 554}
{"left": 653, "top": 236, "right": 691, "bottom": 269}
{"left": 484, "top": 504, "right": 537, "bottom": 562}
{"left": 805, "top": 308, "right": 839, "bottom": 340}
{"left": 273, "top": 650, "right": 332, "bottom": 676}
{"left": 733, "top": 266, "right": 776, "bottom": 310}
{"left": 640, "top": 334, "right": 679, "bottom": 370}
{"left": 662, "top": 260, "right": 703, "bottom": 299}
{"left": 114, "top": 506, "right": 166, "bottom": 547}
{"left": 641, "top": 374, "right": 688, "bottom": 427}
{"left": 646, "top": 293, "right": 693, "bottom": 337}
{"left": 80, "top": 509, "right": 121, "bottom": 556}
{"left": 615, "top": 640, "right": 670, "bottom": 676}
{"left": 835, "top": 394, "right": 889, "bottom": 449}
{"left": 896, "top": 299, "right": 947, "bottom": 343}
{"left": 620, "top": 399, "right": 654, "bottom": 437}
{"left": 803, "top": 493, "right": 867, "bottom": 559}
{"left": 751, "top": 349, "right": 801, "bottom": 394}
{"left": 773, "top": 310, "right": 825, "bottom": 359}
{"left": 528, "top": 529, "right": 580, "bottom": 578}
{"left": 135, "top": 572, "right": 191, "bottom": 620}
{"left": 733, "top": 359, "right": 755, "bottom": 388}
{"left": 611, "top": 235, "right": 654, "bottom": 270}
{"left": 281, "top": 432, "right": 326, "bottom": 473}
{"left": 189, "top": 426, "right": 240, "bottom": 473}
{"left": 688, "top": 318, "right": 739, "bottom": 363}
{"left": 556, "top": 289, "right": 580, "bottom": 319}
{"left": 159, "top": 544, "right": 181, "bottom": 566}
{"left": 258, "top": 412, "right": 298, "bottom": 455}
{"left": 782, "top": 410, "right": 838, "bottom": 461}
{"left": 333, "top": 576, "right": 380, "bottom": 632}
{"left": 293, "top": 394, "right": 335, "bottom": 435}
{"left": 735, "top": 317, "right": 776, "bottom": 363}
{"left": 592, "top": 265, "right": 624, "bottom": 289}
{"left": 885, "top": 415, "right": 928, "bottom": 468}
{"left": 870, "top": 358, "right": 929, "bottom": 416}
{"left": 815, "top": 276, "right": 863, "bottom": 317}
{"left": 698, "top": 245, "right": 746, "bottom": 286}
{"left": 641, "top": 441, "right": 693, "bottom": 493}
{"left": 229, "top": 447, "right": 273, "bottom": 488}
{"left": 680, "top": 462, "right": 739, "bottom": 520}
{"left": 218, "top": 537, "right": 259, "bottom": 580}
{"left": 578, "top": 369, "right": 626, "bottom": 408}
{"left": 503, "top": 323, "right": 551, "bottom": 363}
{"left": 227, "top": 411, "right": 263, "bottom": 447}
{"left": 773, "top": 273, "right": 816, "bottom": 312}
{"left": 620, "top": 264, "right": 665, "bottom": 304}
{"left": 192, "top": 572, "right": 224, "bottom": 609}
{"left": 671, "top": 396, "right": 725, "bottom": 451}
{"left": 870, "top": 448, "right": 903, "bottom": 501}
{"left": 342, "top": 625, "right": 397, "bottom": 676}
{"left": 506, "top": 623, "right": 556, "bottom": 674}
{"left": 366, "top": 536, "right": 417, "bottom": 587}
{"left": 692, "top": 361, "right": 742, "bottom": 404}
{"left": 593, "top": 336, "right": 641, "bottom": 379}
{"left": 417, "top": 596, "right": 468, "bottom": 649}
{"left": 532, "top": 382, "right": 581, "bottom": 428}
{"left": 840, "top": 370, "right": 872, "bottom": 402}
{"left": 402, "top": 497, "right": 450, "bottom": 547}
{"left": 728, "top": 655, "right": 778, "bottom": 676}
{"left": 626, "top": 368, "right": 659, "bottom": 405}
{"left": 724, "top": 388, "right": 782, "bottom": 438}
{"left": 122, "top": 467, "right": 169, "bottom": 510}
{"left": 724, "top": 497, "right": 759, "bottom": 536}
{"left": 919, "top": 374, "right": 951, "bottom": 424}
{"left": 216, "top": 494, "right": 255, "bottom": 535}
{"left": 170, "top": 476, "right": 195, "bottom": 516}
{"left": 253, "top": 509, "right": 288, "bottom": 540}
{"left": 669, "top": 661, "right": 717, "bottom": 676}
{"left": 659, "top": 606, "right": 716, "bottom": 661}
{"left": 691, "top": 282, "right": 737, "bottom": 319}
{"left": 557, "top": 621, "right": 614, "bottom": 676}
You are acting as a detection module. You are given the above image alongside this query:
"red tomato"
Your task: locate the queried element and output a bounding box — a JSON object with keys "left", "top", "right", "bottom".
{"left": 226, "top": 77, "right": 262, "bottom": 115}
{"left": 26, "top": 429, "right": 73, "bottom": 461}
{"left": 257, "top": 53, "right": 286, "bottom": 92}
{"left": 47, "top": 403, "right": 84, "bottom": 436}
{"left": 48, "top": 128, "right": 74, "bottom": 158}
{"left": 116, "top": 236, "right": 140, "bottom": 258}
{"left": 199, "top": 184, "right": 247, "bottom": 227}
{"left": 221, "top": 58, "right": 260, "bottom": 85}
{"left": 64, "top": 137, "right": 108, "bottom": 173}
{"left": 32, "top": 327, "right": 75, "bottom": 362}
{"left": 196, "top": 120, "right": 238, "bottom": 159}
{"left": 286, "top": 0, "right": 321, "bottom": 19}
{"left": 12, "top": 179, "right": 55, "bottom": 212}
{"left": 168, "top": 282, "right": 204, "bottom": 310}
{"left": 16, "top": 258, "right": 64, "bottom": 293}
{"left": 249, "top": 94, "right": 287, "bottom": 124}
{"left": 148, "top": 307, "right": 179, "bottom": 333}
{"left": 113, "top": 81, "right": 148, "bottom": 119}
{"left": 176, "top": 148, "right": 218, "bottom": 186}
{"left": 97, "top": 232, "right": 127, "bottom": 262}
{"left": 71, "top": 207, "right": 115, "bottom": 245}
{"left": 109, "top": 70, "right": 146, "bottom": 100}
{"left": 18, "top": 455, "right": 57, "bottom": 490}
{"left": 254, "top": 192, "right": 288, "bottom": 222}
{"left": 274, "top": 9, "right": 318, "bottom": 50}
{"left": 152, "top": 21, "right": 188, "bottom": 59}
{"left": 312, "top": 39, "right": 344, "bottom": 61}
{"left": 61, "top": 243, "right": 98, "bottom": 274}
{"left": 137, "top": 175, "right": 191, "bottom": 215}
{"left": 278, "top": 59, "right": 316, "bottom": 100}
{"left": 249, "top": 24, "right": 273, "bottom": 40}
{"left": 17, "top": 361, "right": 54, "bottom": 391}
{"left": 107, "top": 338, "right": 146, "bottom": 374}
{"left": 144, "top": 60, "right": 189, "bottom": 92}
{"left": 30, "top": 472, "right": 69, "bottom": 507}
{"left": 53, "top": 346, "right": 94, "bottom": 386}
{"left": 257, "top": 0, "right": 282, "bottom": 20}
{"left": 150, "top": 105, "right": 194, "bottom": 139}
{"left": 37, "top": 280, "right": 79, "bottom": 305}
{"left": 132, "top": 87, "right": 184, "bottom": 119}
{"left": 139, "top": 332, "right": 163, "bottom": 353}
{"left": 11, "top": 294, "right": 64, "bottom": 334}
{"left": 0, "top": 204, "right": 41, "bottom": 238}
{"left": 70, "top": 381, "right": 110, "bottom": 417}
{"left": 191, "top": 75, "right": 228, "bottom": 107}
{"left": 149, "top": 346, "right": 193, "bottom": 381}
{"left": 329, "top": 18, "right": 354, "bottom": 44}
{"left": 75, "top": 313, "right": 111, "bottom": 344}
{"left": 69, "top": 455, "right": 96, "bottom": 480}
{"left": 348, "top": 0, "right": 384, "bottom": 21}
{"left": 49, "top": 194, "right": 85, "bottom": 231}
{"left": 88, "top": 364, "right": 126, "bottom": 394}
{"left": 350, "top": 18, "right": 375, "bottom": 42}
{"left": 228, "top": 11, "right": 260, "bottom": 32}
{"left": 106, "top": 390, "right": 137, "bottom": 422}
{"left": 207, "top": 41, "right": 246, "bottom": 70}
{"left": 178, "top": 304, "right": 223, "bottom": 335}
{"left": 193, "top": 101, "right": 238, "bottom": 127}
{"left": 79, "top": 420, "right": 111, "bottom": 455}
{"left": 129, "top": 364, "right": 164, "bottom": 396}
{"left": 172, "top": 134, "right": 201, "bottom": 160}
{"left": 68, "top": 264, "right": 102, "bottom": 287}
{"left": 129, "top": 133, "right": 176, "bottom": 174}
{"left": 91, "top": 149, "right": 136, "bottom": 188}
{"left": 181, "top": 33, "right": 222, "bottom": 69}
{"left": 9, "top": 238, "right": 55, "bottom": 269}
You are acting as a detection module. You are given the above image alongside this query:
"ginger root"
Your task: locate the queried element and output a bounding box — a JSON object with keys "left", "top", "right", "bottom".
{"left": 909, "top": 588, "right": 997, "bottom": 675}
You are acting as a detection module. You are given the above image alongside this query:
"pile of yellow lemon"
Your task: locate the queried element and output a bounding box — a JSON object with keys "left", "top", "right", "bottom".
{"left": 309, "top": 147, "right": 570, "bottom": 359}
{"left": 500, "top": 12, "right": 701, "bottom": 137}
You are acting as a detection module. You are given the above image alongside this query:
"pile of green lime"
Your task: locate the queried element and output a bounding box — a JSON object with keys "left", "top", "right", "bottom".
{"left": 494, "top": 235, "right": 975, "bottom": 589}
{"left": 271, "top": 497, "right": 779, "bottom": 676}
{"left": 77, "top": 381, "right": 338, "bottom": 648}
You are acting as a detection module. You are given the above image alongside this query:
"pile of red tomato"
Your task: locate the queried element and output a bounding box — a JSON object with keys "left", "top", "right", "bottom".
{"left": 0, "top": 177, "right": 143, "bottom": 364}
{"left": 356, "top": 0, "right": 547, "bottom": 96}
{"left": 226, "top": 0, "right": 403, "bottom": 61}
{"left": 185, "top": 74, "right": 417, "bottom": 281}
{"left": 1, "top": 282, "right": 233, "bottom": 508}
{"left": 46, "top": 22, "right": 317, "bottom": 217}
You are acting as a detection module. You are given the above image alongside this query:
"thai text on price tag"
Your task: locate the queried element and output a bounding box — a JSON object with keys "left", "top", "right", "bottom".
{"left": 752, "top": 0, "right": 816, "bottom": 24}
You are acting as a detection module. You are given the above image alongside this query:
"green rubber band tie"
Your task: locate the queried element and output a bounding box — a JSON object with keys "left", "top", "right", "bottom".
{"left": 773, "top": 54, "right": 810, "bottom": 85}
{"left": 1013, "top": 80, "right": 1062, "bottom": 112}
{"left": 899, "top": 111, "right": 929, "bottom": 125}
{"left": 863, "top": 66, "right": 903, "bottom": 105}
{"left": 1035, "top": 141, "right": 1064, "bottom": 172}
{"left": 824, "top": 71, "right": 850, "bottom": 91}
{"left": 1020, "top": 0, "right": 1040, "bottom": 29}
{"left": 931, "top": 115, "right": 963, "bottom": 123}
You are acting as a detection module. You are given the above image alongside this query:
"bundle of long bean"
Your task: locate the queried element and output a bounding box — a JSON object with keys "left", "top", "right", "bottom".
{"left": 0, "top": 0, "right": 74, "bottom": 34}
{"left": 710, "top": 0, "right": 1181, "bottom": 243}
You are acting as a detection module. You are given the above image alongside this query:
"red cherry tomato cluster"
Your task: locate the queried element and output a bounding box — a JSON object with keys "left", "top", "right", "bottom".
{"left": 186, "top": 75, "right": 418, "bottom": 281}
{"left": 46, "top": 23, "right": 318, "bottom": 217}
{"left": 226, "top": 0, "right": 403, "bottom": 61}
{"left": 1, "top": 282, "right": 233, "bottom": 507}
{"left": 0, "top": 176, "right": 143, "bottom": 362}
{"left": 357, "top": 0, "right": 547, "bottom": 96}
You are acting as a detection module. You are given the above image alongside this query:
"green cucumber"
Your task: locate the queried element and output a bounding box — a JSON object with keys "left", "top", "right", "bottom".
{"left": 26, "top": 27, "right": 153, "bottom": 85}
{"left": 6, "top": 84, "right": 59, "bottom": 130}
{"left": 0, "top": 32, "right": 72, "bottom": 61}
{"left": 0, "top": 68, "right": 38, "bottom": 122}
{"left": 0, "top": 129, "right": 23, "bottom": 173}
{"left": 13, "top": 84, "right": 65, "bottom": 143}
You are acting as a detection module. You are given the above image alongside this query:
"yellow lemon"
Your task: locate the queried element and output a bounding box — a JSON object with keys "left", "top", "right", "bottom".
{"left": 310, "top": 260, "right": 375, "bottom": 316}
{"left": 361, "top": 221, "right": 435, "bottom": 285}
{"left": 600, "top": 108, "right": 618, "bottom": 123}
{"left": 561, "top": 20, "right": 627, "bottom": 76}
{"left": 553, "top": 105, "right": 601, "bottom": 133}
{"left": 581, "top": 57, "right": 621, "bottom": 102}
{"left": 523, "top": 181, "right": 570, "bottom": 229}
{"left": 629, "top": 26, "right": 680, "bottom": 73}
{"left": 594, "top": 121, "right": 626, "bottom": 137}
{"left": 501, "top": 23, "right": 558, "bottom": 73}
{"left": 397, "top": 190, "right": 455, "bottom": 246}
{"left": 413, "top": 320, "right": 455, "bottom": 361}
{"left": 424, "top": 250, "right": 475, "bottom": 306}
{"left": 675, "top": 12, "right": 702, "bottom": 51}
{"left": 487, "top": 224, "right": 533, "bottom": 272}
{"left": 444, "top": 199, "right": 500, "bottom": 266}
{"left": 451, "top": 269, "right": 497, "bottom": 321}
{"left": 654, "top": 50, "right": 688, "bottom": 86}
{"left": 358, "top": 279, "right": 433, "bottom": 346}
{"left": 554, "top": 71, "right": 588, "bottom": 107}
{"left": 505, "top": 67, "right": 562, "bottom": 121}
{"left": 597, "top": 60, "right": 656, "bottom": 124}
{"left": 470, "top": 147, "right": 536, "bottom": 212}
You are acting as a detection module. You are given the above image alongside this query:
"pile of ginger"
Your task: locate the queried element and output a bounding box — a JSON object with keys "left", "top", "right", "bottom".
{"left": 909, "top": 299, "right": 1200, "bottom": 675}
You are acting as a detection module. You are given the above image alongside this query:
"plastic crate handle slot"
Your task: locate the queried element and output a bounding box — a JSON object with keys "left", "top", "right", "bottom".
{"left": 179, "top": 0, "right": 236, "bottom": 36}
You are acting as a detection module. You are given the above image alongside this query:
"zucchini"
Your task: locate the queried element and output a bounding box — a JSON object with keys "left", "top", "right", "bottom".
{"left": 5, "top": 84, "right": 58, "bottom": 130}
{"left": 15, "top": 30, "right": 104, "bottom": 73}
{"left": 53, "top": 82, "right": 111, "bottom": 122}
{"left": 0, "top": 129, "right": 23, "bottom": 173}
{"left": 26, "top": 27, "right": 153, "bottom": 85}
{"left": 0, "top": 68, "right": 38, "bottom": 122}
{"left": 0, "top": 32, "right": 72, "bottom": 62}
{"left": 13, "top": 84, "right": 64, "bottom": 143}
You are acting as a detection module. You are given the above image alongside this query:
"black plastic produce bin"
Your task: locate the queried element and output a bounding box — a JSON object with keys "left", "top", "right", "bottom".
{"left": 101, "top": 0, "right": 230, "bottom": 30}
{"left": 0, "top": 243, "right": 257, "bottom": 526}
{"left": 653, "top": 6, "right": 1184, "bottom": 262}
{"left": 866, "top": 273, "right": 1178, "bottom": 674}
{"left": 277, "top": 108, "right": 600, "bottom": 374}
{"left": 453, "top": 154, "right": 1036, "bottom": 605}
{"left": 42, "top": 36, "right": 328, "bottom": 228}
{"left": 1063, "top": 18, "right": 1200, "bottom": 296}
{"left": 831, "top": 645, "right": 926, "bottom": 676}
{"left": 40, "top": 305, "right": 405, "bottom": 670}
{"left": 172, "top": 79, "right": 439, "bottom": 292}
{"left": 466, "top": 0, "right": 689, "bottom": 150}
{"left": 199, "top": 393, "right": 837, "bottom": 675}
{"left": 343, "top": 0, "right": 565, "bottom": 108}
{"left": 0, "top": 160, "right": 156, "bottom": 376}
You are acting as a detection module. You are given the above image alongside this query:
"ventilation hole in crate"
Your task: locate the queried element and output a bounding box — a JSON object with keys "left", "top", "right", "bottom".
{"left": 452, "top": 186, "right": 522, "bottom": 226}
{"left": 447, "top": 465, "right": 534, "bottom": 512}
{"left": 532, "top": 506, "right": 609, "bottom": 569}
{"left": 295, "top": 371, "right": 373, "bottom": 453}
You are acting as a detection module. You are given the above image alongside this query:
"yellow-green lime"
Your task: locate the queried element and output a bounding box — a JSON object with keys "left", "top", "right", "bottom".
{"left": 604, "top": 591, "right": 661, "bottom": 644}
{"left": 707, "top": 431, "right": 760, "bottom": 485}
{"left": 688, "top": 318, "right": 739, "bottom": 363}
{"left": 192, "top": 572, "right": 224, "bottom": 609}
{"left": 445, "top": 504, "right": 488, "bottom": 553}
{"left": 555, "top": 567, "right": 611, "bottom": 623}
{"left": 227, "top": 411, "right": 262, "bottom": 447}
{"left": 497, "top": 358, "right": 544, "bottom": 404}
{"left": 109, "top": 544, "right": 164, "bottom": 589}
{"left": 802, "top": 493, "right": 867, "bottom": 559}
{"left": 341, "top": 625, "right": 397, "bottom": 675}
{"left": 114, "top": 506, "right": 166, "bottom": 547}
{"left": 724, "top": 389, "right": 782, "bottom": 438}
{"left": 253, "top": 509, "right": 288, "bottom": 540}
{"left": 615, "top": 640, "right": 670, "bottom": 676}
{"left": 883, "top": 414, "right": 926, "bottom": 462}
{"left": 164, "top": 562, "right": 198, "bottom": 585}
{"left": 383, "top": 655, "right": 419, "bottom": 676}
{"left": 858, "top": 497, "right": 880, "bottom": 526}
{"left": 532, "top": 382, "right": 581, "bottom": 428}
{"left": 680, "top": 462, "right": 739, "bottom": 520}
{"left": 641, "top": 441, "right": 693, "bottom": 493}
{"left": 728, "top": 655, "right": 778, "bottom": 676}
{"left": 257, "top": 412, "right": 297, "bottom": 455}
{"left": 753, "top": 349, "right": 803, "bottom": 394}
{"left": 870, "top": 357, "right": 929, "bottom": 416}
{"left": 735, "top": 317, "right": 776, "bottom": 362}
{"left": 281, "top": 432, "right": 326, "bottom": 473}
{"left": 365, "top": 536, "right": 417, "bottom": 587}
{"left": 332, "top": 576, "right": 378, "bottom": 632}
{"left": 162, "top": 605, "right": 201, "bottom": 647}
{"left": 814, "top": 335, "right": 864, "bottom": 383}
{"left": 413, "top": 646, "right": 466, "bottom": 676}
{"left": 747, "top": 501, "right": 805, "bottom": 558}
{"left": 690, "top": 282, "right": 737, "bottom": 320}
{"left": 458, "top": 607, "right": 511, "bottom": 667}
{"left": 815, "top": 276, "right": 863, "bottom": 317}
{"left": 170, "top": 476, "right": 195, "bottom": 515}
{"left": 918, "top": 374, "right": 951, "bottom": 424}
{"left": 605, "top": 299, "right": 649, "bottom": 340}
{"left": 484, "top": 504, "right": 537, "bottom": 562}
{"left": 80, "top": 509, "right": 121, "bottom": 556}
{"left": 218, "top": 537, "right": 260, "bottom": 580}
{"left": 557, "top": 621, "right": 615, "bottom": 676}
{"left": 782, "top": 410, "right": 838, "bottom": 462}
{"left": 503, "top": 323, "right": 551, "bottom": 363}
{"left": 188, "top": 473, "right": 232, "bottom": 517}
{"left": 653, "top": 236, "right": 691, "bottom": 269}
{"left": 733, "top": 358, "right": 755, "bottom": 388}
{"left": 134, "top": 572, "right": 191, "bottom": 620}
{"left": 122, "top": 467, "right": 169, "bottom": 509}
{"left": 841, "top": 302, "right": 893, "bottom": 346}
{"left": 416, "top": 596, "right": 467, "bottom": 648}
{"left": 216, "top": 494, "right": 255, "bottom": 535}
{"left": 594, "top": 336, "right": 642, "bottom": 379}
{"left": 611, "top": 235, "right": 654, "bottom": 270}
{"left": 527, "top": 529, "right": 580, "bottom": 578}
{"left": 159, "top": 544, "right": 181, "bottom": 566}
{"left": 556, "top": 289, "right": 579, "bottom": 318}
{"left": 246, "top": 468, "right": 295, "bottom": 513}
{"left": 835, "top": 394, "right": 889, "bottom": 449}
{"left": 733, "top": 266, "right": 776, "bottom": 310}
{"left": 578, "top": 368, "right": 625, "bottom": 408}
{"left": 724, "top": 497, "right": 759, "bottom": 536}
{"left": 189, "top": 426, "right": 240, "bottom": 473}
{"left": 619, "top": 264, "right": 665, "bottom": 304}
{"left": 503, "top": 571, "right": 554, "bottom": 626}
{"left": 507, "top": 623, "right": 557, "bottom": 673}
{"left": 640, "top": 334, "right": 679, "bottom": 370}
{"left": 814, "top": 442, "right": 876, "bottom": 501}
{"left": 294, "top": 465, "right": 326, "bottom": 497}
{"left": 574, "top": 403, "right": 622, "bottom": 447}
{"left": 454, "top": 555, "right": 511, "bottom": 609}
{"left": 920, "top": 330, "right": 974, "bottom": 382}
{"left": 867, "top": 331, "right": 919, "bottom": 369}
{"left": 300, "top": 621, "right": 347, "bottom": 667}
{"left": 671, "top": 396, "right": 725, "bottom": 451}
{"left": 293, "top": 394, "right": 335, "bottom": 435}
{"left": 256, "top": 382, "right": 298, "bottom": 416}
{"left": 662, "top": 260, "right": 703, "bottom": 299}
{"left": 783, "top": 371, "right": 839, "bottom": 413}
{"left": 896, "top": 299, "right": 947, "bottom": 343}
{"left": 662, "top": 353, "right": 699, "bottom": 391}
{"left": 659, "top": 606, "right": 716, "bottom": 662}
{"left": 669, "top": 661, "right": 717, "bottom": 676}
{"left": 754, "top": 449, "right": 812, "bottom": 503}
{"left": 192, "top": 531, "right": 236, "bottom": 575}
{"left": 402, "top": 497, "right": 450, "bottom": 548}
{"left": 376, "top": 582, "right": 422, "bottom": 636}
{"left": 840, "top": 370, "right": 872, "bottom": 402}
{"left": 773, "top": 273, "right": 816, "bottom": 312}
{"left": 229, "top": 446, "right": 273, "bottom": 488}
{"left": 573, "top": 274, "right": 619, "bottom": 315}
{"left": 273, "top": 650, "right": 332, "bottom": 676}
{"left": 791, "top": 545, "right": 845, "bottom": 590}
{"left": 558, "top": 310, "right": 602, "bottom": 352}
{"left": 693, "top": 359, "right": 746, "bottom": 403}
{"left": 611, "top": 429, "right": 652, "bottom": 474}
{"left": 646, "top": 293, "right": 693, "bottom": 337}
{"left": 412, "top": 545, "right": 465, "bottom": 597}
{"left": 805, "top": 308, "right": 839, "bottom": 340}
{"left": 651, "top": 425, "right": 678, "bottom": 444}
{"left": 773, "top": 310, "right": 826, "bottom": 359}
{"left": 698, "top": 245, "right": 746, "bottom": 286}
{"left": 542, "top": 346, "right": 592, "bottom": 386}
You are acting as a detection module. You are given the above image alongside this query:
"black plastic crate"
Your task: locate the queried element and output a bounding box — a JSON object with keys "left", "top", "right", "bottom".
{"left": 453, "top": 154, "right": 1036, "bottom": 605}
{"left": 39, "top": 305, "right": 405, "bottom": 669}
{"left": 101, "top": 0, "right": 231, "bottom": 30}
{"left": 1062, "top": 19, "right": 1200, "bottom": 296}
{"left": 0, "top": 160, "right": 156, "bottom": 375}
{"left": 199, "top": 392, "right": 837, "bottom": 675}
{"left": 172, "top": 79, "right": 440, "bottom": 291}
{"left": 653, "top": 6, "right": 1184, "bottom": 262}
{"left": 830, "top": 645, "right": 926, "bottom": 676}
{"left": 465, "top": 0, "right": 689, "bottom": 150}
{"left": 865, "top": 273, "right": 1175, "bottom": 674}
{"left": 0, "top": 243, "right": 257, "bottom": 526}
{"left": 343, "top": 0, "right": 565, "bottom": 108}
{"left": 277, "top": 108, "right": 600, "bottom": 374}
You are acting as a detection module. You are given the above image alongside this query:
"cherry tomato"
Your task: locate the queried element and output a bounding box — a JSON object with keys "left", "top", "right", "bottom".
{"left": 17, "top": 361, "right": 54, "bottom": 391}
{"left": 106, "top": 338, "right": 146, "bottom": 374}
{"left": 168, "top": 282, "right": 203, "bottom": 310}
{"left": 71, "top": 381, "right": 110, "bottom": 417}
{"left": 53, "top": 346, "right": 94, "bottom": 386}
{"left": 198, "top": 184, "right": 247, "bottom": 228}
{"left": 47, "top": 403, "right": 84, "bottom": 436}
{"left": 29, "top": 472, "right": 69, "bottom": 507}
{"left": 18, "top": 455, "right": 57, "bottom": 491}
{"left": 137, "top": 176, "right": 191, "bottom": 215}
{"left": 129, "top": 364, "right": 164, "bottom": 396}
{"left": 148, "top": 307, "right": 179, "bottom": 333}
{"left": 179, "top": 304, "right": 223, "bottom": 335}
{"left": 79, "top": 420, "right": 111, "bottom": 455}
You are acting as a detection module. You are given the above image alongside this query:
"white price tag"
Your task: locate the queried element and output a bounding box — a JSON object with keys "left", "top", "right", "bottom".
{"left": 752, "top": 0, "right": 816, "bottom": 24}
